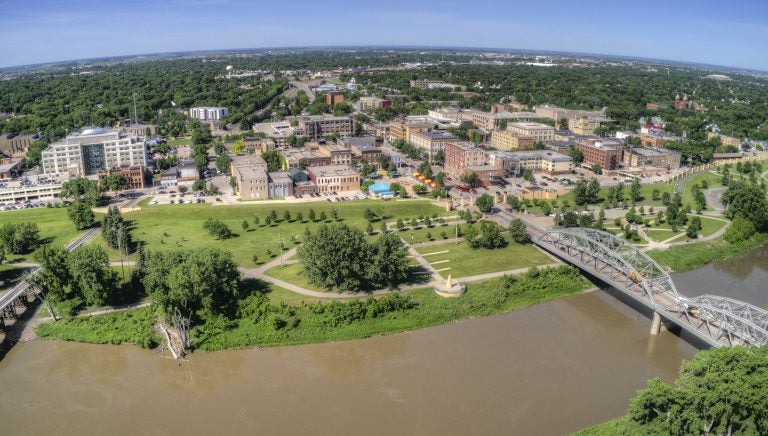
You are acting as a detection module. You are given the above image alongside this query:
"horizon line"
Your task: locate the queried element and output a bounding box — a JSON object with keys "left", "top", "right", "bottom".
{"left": 2, "top": 45, "right": 766, "bottom": 75}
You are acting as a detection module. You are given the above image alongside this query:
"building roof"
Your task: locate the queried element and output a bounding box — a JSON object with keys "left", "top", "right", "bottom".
{"left": 306, "top": 165, "right": 359, "bottom": 177}
{"left": 268, "top": 171, "right": 292, "bottom": 184}
{"left": 235, "top": 165, "right": 268, "bottom": 179}
{"left": 231, "top": 154, "right": 267, "bottom": 168}
{"left": 412, "top": 130, "right": 457, "bottom": 140}
{"left": 509, "top": 150, "right": 572, "bottom": 162}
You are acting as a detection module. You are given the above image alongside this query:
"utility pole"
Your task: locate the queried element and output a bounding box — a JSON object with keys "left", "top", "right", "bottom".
{"left": 132, "top": 88, "right": 139, "bottom": 125}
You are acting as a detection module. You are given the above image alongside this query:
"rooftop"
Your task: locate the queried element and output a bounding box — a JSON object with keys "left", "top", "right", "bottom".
{"left": 306, "top": 165, "right": 359, "bottom": 177}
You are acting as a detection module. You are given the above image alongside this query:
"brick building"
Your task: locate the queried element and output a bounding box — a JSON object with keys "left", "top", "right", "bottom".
{"left": 444, "top": 141, "right": 486, "bottom": 179}
{"left": 575, "top": 141, "right": 623, "bottom": 170}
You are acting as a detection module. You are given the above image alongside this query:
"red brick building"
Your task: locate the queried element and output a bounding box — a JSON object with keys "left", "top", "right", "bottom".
{"left": 574, "top": 141, "right": 623, "bottom": 171}
{"left": 444, "top": 141, "right": 486, "bottom": 179}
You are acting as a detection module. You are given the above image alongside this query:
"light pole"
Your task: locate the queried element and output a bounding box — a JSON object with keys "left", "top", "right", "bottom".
{"left": 278, "top": 233, "right": 285, "bottom": 268}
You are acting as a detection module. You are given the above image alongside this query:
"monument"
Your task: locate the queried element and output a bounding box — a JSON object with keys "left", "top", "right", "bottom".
{"left": 434, "top": 274, "right": 465, "bottom": 298}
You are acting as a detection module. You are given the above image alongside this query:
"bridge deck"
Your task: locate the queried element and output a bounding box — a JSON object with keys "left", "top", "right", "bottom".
{"left": 530, "top": 226, "right": 768, "bottom": 348}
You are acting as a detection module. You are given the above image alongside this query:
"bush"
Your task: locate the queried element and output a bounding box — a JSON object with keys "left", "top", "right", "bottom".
{"left": 724, "top": 215, "right": 757, "bottom": 243}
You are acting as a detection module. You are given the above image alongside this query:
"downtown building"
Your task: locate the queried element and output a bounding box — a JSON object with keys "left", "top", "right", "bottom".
{"left": 41, "top": 128, "right": 147, "bottom": 177}
{"left": 189, "top": 107, "right": 229, "bottom": 121}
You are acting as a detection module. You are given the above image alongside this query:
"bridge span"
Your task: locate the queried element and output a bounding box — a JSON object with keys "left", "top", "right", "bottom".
{"left": 0, "top": 227, "right": 101, "bottom": 334}
{"left": 529, "top": 226, "right": 768, "bottom": 348}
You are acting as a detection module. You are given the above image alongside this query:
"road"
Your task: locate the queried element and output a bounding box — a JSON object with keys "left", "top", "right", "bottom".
{"left": 290, "top": 81, "right": 315, "bottom": 103}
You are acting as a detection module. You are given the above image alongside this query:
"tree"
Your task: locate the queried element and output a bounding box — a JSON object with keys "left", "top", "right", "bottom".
{"left": 241, "top": 220, "right": 249, "bottom": 231}
{"left": 61, "top": 177, "right": 100, "bottom": 206}
{"left": 262, "top": 150, "right": 283, "bottom": 172}
{"left": 651, "top": 189, "right": 661, "bottom": 201}
{"left": 722, "top": 181, "right": 768, "bottom": 230}
{"left": 522, "top": 168, "right": 535, "bottom": 182}
{"left": 460, "top": 170, "right": 478, "bottom": 187}
{"left": 283, "top": 210, "right": 292, "bottom": 222}
{"left": 0, "top": 222, "right": 40, "bottom": 254}
{"left": 586, "top": 177, "right": 601, "bottom": 203}
{"left": 396, "top": 218, "right": 405, "bottom": 230}
{"left": 296, "top": 212, "right": 304, "bottom": 223}
{"left": 366, "top": 222, "right": 374, "bottom": 234}
{"left": 366, "top": 233, "right": 410, "bottom": 288}
{"left": 99, "top": 174, "right": 128, "bottom": 194}
{"left": 380, "top": 220, "right": 388, "bottom": 234}
{"left": 560, "top": 211, "right": 579, "bottom": 227}
{"left": 627, "top": 346, "right": 768, "bottom": 435}
{"left": 229, "top": 176, "right": 237, "bottom": 193}
{"left": 661, "top": 191, "right": 671, "bottom": 206}
{"left": 68, "top": 245, "right": 118, "bottom": 307}
{"left": 476, "top": 194, "right": 494, "bottom": 213}
{"left": 590, "top": 163, "right": 603, "bottom": 175}
{"left": 203, "top": 218, "right": 233, "bottom": 240}
{"left": 319, "top": 211, "right": 327, "bottom": 222}
{"left": 330, "top": 209, "right": 338, "bottom": 221}
{"left": 230, "top": 140, "right": 246, "bottom": 155}
{"left": 297, "top": 224, "right": 372, "bottom": 292}
{"left": 615, "top": 182, "right": 625, "bottom": 204}
{"left": 686, "top": 216, "right": 701, "bottom": 238}
{"left": 412, "top": 184, "right": 427, "bottom": 195}
{"left": 569, "top": 148, "right": 584, "bottom": 165}
{"left": 102, "top": 206, "right": 130, "bottom": 253}
{"left": 308, "top": 208, "right": 316, "bottom": 222}
{"left": 724, "top": 215, "right": 757, "bottom": 243}
{"left": 363, "top": 208, "right": 376, "bottom": 222}
{"left": 507, "top": 196, "right": 522, "bottom": 211}
{"left": 67, "top": 201, "right": 95, "bottom": 230}
{"left": 573, "top": 180, "right": 589, "bottom": 206}
{"left": 142, "top": 247, "right": 240, "bottom": 319}
{"left": 253, "top": 216, "right": 260, "bottom": 226}
{"left": 508, "top": 219, "right": 528, "bottom": 243}
{"left": 216, "top": 153, "right": 232, "bottom": 175}
{"left": 630, "top": 178, "right": 642, "bottom": 203}
{"left": 31, "top": 246, "right": 73, "bottom": 307}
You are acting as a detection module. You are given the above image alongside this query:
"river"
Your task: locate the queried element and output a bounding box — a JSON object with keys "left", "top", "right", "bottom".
{"left": 0, "top": 246, "right": 765, "bottom": 435}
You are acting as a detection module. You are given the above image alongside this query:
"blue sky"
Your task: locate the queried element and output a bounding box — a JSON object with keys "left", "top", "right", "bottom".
{"left": 1, "top": 0, "right": 767, "bottom": 70}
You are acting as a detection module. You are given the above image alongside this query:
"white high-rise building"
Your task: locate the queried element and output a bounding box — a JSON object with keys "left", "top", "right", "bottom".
{"left": 41, "top": 128, "right": 147, "bottom": 176}
{"left": 189, "top": 107, "right": 229, "bottom": 121}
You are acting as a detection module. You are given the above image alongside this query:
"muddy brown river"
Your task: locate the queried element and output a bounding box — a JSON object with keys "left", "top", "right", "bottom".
{"left": 0, "top": 245, "right": 765, "bottom": 435}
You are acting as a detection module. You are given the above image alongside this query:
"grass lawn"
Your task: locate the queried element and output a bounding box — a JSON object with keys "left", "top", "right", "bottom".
{"left": 645, "top": 228, "right": 681, "bottom": 242}
{"left": 121, "top": 199, "right": 450, "bottom": 265}
{"left": 557, "top": 181, "right": 675, "bottom": 207}
{"left": 1, "top": 207, "right": 83, "bottom": 262}
{"left": 681, "top": 172, "right": 724, "bottom": 207}
{"left": 415, "top": 239, "right": 553, "bottom": 278}
{"left": 164, "top": 138, "right": 192, "bottom": 146}
{"left": 699, "top": 216, "right": 727, "bottom": 237}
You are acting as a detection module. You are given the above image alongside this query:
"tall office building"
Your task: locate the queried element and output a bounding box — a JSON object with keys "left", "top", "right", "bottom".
{"left": 41, "top": 127, "right": 147, "bottom": 176}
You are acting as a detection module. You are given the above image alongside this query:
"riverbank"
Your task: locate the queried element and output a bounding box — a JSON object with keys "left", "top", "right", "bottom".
{"left": 34, "top": 266, "right": 592, "bottom": 352}
{"left": 647, "top": 232, "right": 768, "bottom": 272}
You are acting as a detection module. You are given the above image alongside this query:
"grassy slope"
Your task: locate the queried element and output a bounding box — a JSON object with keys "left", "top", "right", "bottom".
{"left": 648, "top": 232, "right": 768, "bottom": 272}
{"left": 37, "top": 267, "right": 591, "bottom": 352}
{"left": 1, "top": 207, "right": 82, "bottom": 262}
{"left": 195, "top": 268, "right": 591, "bottom": 351}
{"left": 36, "top": 306, "right": 161, "bottom": 348}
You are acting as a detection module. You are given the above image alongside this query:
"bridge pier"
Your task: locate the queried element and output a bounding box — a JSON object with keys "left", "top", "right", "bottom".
{"left": 650, "top": 312, "right": 667, "bottom": 335}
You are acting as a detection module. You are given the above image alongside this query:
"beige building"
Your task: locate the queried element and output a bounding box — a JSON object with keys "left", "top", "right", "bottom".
{"left": 410, "top": 131, "right": 457, "bottom": 161}
{"left": 490, "top": 129, "right": 535, "bottom": 151}
{"left": 318, "top": 143, "right": 353, "bottom": 166}
{"left": 569, "top": 117, "right": 602, "bottom": 135}
{"left": 465, "top": 109, "right": 546, "bottom": 130}
{"left": 299, "top": 115, "right": 354, "bottom": 140}
{"left": 388, "top": 120, "right": 437, "bottom": 144}
{"left": 506, "top": 122, "right": 555, "bottom": 142}
{"left": 242, "top": 137, "right": 275, "bottom": 155}
{"left": 306, "top": 165, "right": 360, "bottom": 193}
{"left": 41, "top": 127, "right": 147, "bottom": 176}
{"left": 235, "top": 165, "right": 269, "bottom": 200}
{"left": 252, "top": 122, "right": 297, "bottom": 147}
{"left": 509, "top": 150, "right": 573, "bottom": 175}
{"left": 623, "top": 147, "right": 681, "bottom": 170}
{"left": 707, "top": 132, "right": 741, "bottom": 147}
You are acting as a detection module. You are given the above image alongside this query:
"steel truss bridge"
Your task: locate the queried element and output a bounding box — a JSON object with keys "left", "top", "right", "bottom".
{"left": 532, "top": 227, "right": 768, "bottom": 348}
{"left": 0, "top": 227, "right": 100, "bottom": 334}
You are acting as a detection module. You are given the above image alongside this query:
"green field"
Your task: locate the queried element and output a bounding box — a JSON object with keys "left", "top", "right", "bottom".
{"left": 645, "top": 228, "right": 680, "bottom": 242}
{"left": 1, "top": 208, "right": 83, "bottom": 262}
{"left": 164, "top": 138, "right": 192, "bottom": 146}
{"left": 557, "top": 181, "right": 675, "bottom": 207}
{"left": 680, "top": 172, "right": 724, "bottom": 208}
{"left": 117, "top": 199, "right": 450, "bottom": 265}
{"left": 415, "top": 239, "right": 553, "bottom": 278}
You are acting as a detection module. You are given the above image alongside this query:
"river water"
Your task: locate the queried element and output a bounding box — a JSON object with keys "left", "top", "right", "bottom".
{"left": 0, "top": 246, "right": 765, "bottom": 435}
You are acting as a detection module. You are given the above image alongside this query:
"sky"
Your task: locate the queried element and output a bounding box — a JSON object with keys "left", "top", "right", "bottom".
{"left": 1, "top": 0, "right": 767, "bottom": 71}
